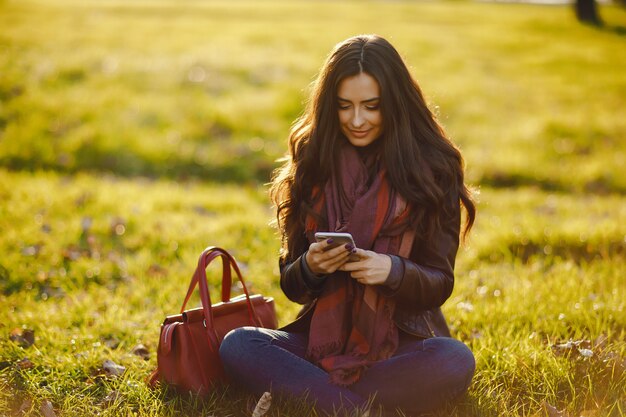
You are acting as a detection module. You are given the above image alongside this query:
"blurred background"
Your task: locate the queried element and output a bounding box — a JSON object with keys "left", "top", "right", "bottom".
{"left": 1, "top": 0, "right": 624, "bottom": 190}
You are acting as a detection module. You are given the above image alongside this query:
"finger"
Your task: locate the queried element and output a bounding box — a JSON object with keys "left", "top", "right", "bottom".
{"left": 349, "top": 270, "right": 365, "bottom": 279}
{"left": 338, "top": 258, "right": 361, "bottom": 271}
{"left": 351, "top": 248, "right": 370, "bottom": 259}
{"left": 309, "top": 239, "right": 330, "bottom": 254}
{"left": 315, "top": 243, "right": 353, "bottom": 265}
{"left": 332, "top": 242, "right": 356, "bottom": 256}
{"left": 326, "top": 251, "right": 351, "bottom": 270}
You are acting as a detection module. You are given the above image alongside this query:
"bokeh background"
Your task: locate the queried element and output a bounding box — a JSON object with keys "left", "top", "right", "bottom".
{"left": 0, "top": 0, "right": 625, "bottom": 416}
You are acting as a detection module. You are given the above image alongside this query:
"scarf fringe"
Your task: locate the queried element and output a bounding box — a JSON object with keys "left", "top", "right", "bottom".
{"left": 306, "top": 340, "right": 344, "bottom": 363}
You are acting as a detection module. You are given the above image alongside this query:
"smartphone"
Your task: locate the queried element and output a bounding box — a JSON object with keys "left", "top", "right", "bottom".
{"left": 314, "top": 232, "right": 360, "bottom": 262}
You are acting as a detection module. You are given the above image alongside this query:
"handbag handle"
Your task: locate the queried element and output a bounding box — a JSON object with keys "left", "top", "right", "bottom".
{"left": 181, "top": 249, "right": 230, "bottom": 310}
{"left": 180, "top": 247, "right": 263, "bottom": 350}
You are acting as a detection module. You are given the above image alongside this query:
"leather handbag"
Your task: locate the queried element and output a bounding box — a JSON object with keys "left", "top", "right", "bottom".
{"left": 149, "top": 246, "right": 278, "bottom": 395}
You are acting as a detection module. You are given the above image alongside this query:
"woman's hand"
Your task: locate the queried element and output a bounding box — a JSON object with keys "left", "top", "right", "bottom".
{"left": 305, "top": 239, "right": 354, "bottom": 276}
{"left": 338, "top": 249, "right": 391, "bottom": 285}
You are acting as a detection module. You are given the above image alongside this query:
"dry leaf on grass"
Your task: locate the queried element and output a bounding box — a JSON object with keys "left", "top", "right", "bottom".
{"left": 131, "top": 343, "right": 150, "bottom": 360}
{"left": 551, "top": 339, "right": 594, "bottom": 359}
{"left": 102, "top": 359, "right": 126, "bottom": 377}
{"left": 9, "top": 328, "right": 35, "bottom": 348}
{"left": 17, "top": 358, "right": 34, "bottom": 370}
{"left": 252, "top": 391, "right": 272, "bottom": 417}
{"left": 40, "top": 400, "right": 57, "bottom": 417}
{"left": 542, "top": 401, "right": 566, "bottom": 417}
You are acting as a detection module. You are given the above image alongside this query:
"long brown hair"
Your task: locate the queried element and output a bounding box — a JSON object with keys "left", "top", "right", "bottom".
{"left": 270, "top": 34, "right": 476, "bottom": 260}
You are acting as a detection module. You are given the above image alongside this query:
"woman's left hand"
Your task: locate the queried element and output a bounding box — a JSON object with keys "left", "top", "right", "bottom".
{"left": 338, "top": 248, "right": 392, "bottom": 285}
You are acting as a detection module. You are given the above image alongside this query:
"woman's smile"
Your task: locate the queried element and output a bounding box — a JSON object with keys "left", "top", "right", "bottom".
{"left": 349, "top": 128, "right": 372, "bottom": 138}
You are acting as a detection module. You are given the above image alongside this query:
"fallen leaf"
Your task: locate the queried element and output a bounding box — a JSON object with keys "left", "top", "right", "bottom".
{"left": 17, "top": 358, "right": 34, "bottom": 370}
{"left": 21, "top": 244, "right": 43, "bottom": 256}
{"left": 131, "top": 344, "right": 150, "bottom": 360}
{"left": 10, "top": 328, "right": 35, "bottom": 348}
{"left": 542, "top": 401, "right": 566, "bottom": 417}
{"left": 102, "top": 359, "right": 125, "bottom": 377}
{"left": 252, "top": 391, "right": 272, "bottom": 417}
{"left": 551, "top": 339, "right": 593, "bottom": 359}
{"left": 40, "top": 400, "right": 57, "bottom": 417}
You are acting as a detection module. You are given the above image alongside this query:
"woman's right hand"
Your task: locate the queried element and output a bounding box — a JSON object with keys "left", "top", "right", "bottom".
{"left": 305, "top": 239, "right": 354, "bottom": 276}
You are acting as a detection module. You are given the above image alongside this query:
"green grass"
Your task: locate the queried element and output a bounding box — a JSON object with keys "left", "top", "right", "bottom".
{"left": 1, "top": 0, "right": 626, "bottom": 189}
{"left": 0, "top": 171, "right": 624, "bottom": 416}
{"left": 1, "top": 0, "right": 625, "bottom": 416}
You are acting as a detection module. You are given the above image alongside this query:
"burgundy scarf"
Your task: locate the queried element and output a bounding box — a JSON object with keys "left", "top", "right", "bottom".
{"left": 304, "top": 143, "right": 415, "bottom": 386}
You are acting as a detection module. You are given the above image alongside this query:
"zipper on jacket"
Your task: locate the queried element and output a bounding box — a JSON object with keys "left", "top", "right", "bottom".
{"left": 423, "top": 315, "right": 436, "bottom": 337}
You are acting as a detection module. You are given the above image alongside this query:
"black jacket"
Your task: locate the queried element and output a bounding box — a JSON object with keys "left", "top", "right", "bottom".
{"left": 279, "top": 199, "right": 461, "bottom": 339}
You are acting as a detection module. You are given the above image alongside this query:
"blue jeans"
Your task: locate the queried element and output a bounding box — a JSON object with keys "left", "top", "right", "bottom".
{"left": 219, "top": 327, "right": 475, "bottom": 415}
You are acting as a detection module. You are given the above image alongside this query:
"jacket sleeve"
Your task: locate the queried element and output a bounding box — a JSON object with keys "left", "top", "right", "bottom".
{"left": 380, "top": 197, "right": 461, "bottom": 310}
{"left": 279, "top": 236, "right": 326, "bottom": 305}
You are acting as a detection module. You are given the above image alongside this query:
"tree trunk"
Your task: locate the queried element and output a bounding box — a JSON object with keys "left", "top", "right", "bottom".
{"left": 575, "top": 0, "right": 602, "bottom": 25}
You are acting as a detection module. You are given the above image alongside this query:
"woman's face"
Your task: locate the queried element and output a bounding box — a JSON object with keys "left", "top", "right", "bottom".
{"left": 337, "top": 72, "right": 383, "bottom": 147}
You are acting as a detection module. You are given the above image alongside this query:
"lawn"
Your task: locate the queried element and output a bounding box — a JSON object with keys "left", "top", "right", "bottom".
{"left": 0, "top": 0, "right": 625, "bottom": 416}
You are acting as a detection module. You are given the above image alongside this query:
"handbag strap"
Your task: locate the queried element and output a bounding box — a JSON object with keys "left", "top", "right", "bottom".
{"left": 180, "top": 247, "right": 263, "bottom": 350}
{"left": 181, "top": 250, "right": 230, "bottom": 311}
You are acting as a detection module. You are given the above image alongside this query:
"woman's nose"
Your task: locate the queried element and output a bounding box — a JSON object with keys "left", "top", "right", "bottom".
{"left": 351, "top": 109, "right": 365, "bottom": 128}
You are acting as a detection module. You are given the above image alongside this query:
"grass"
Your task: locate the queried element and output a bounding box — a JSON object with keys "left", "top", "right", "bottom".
{"left": 0, "top": 171, "right": 623, "bottom": 416}
{"left": 1, "top": 0, "right": 626, "bottom": 189}
{"left": 0, "top": 0, "right": 625, "bottom": 416}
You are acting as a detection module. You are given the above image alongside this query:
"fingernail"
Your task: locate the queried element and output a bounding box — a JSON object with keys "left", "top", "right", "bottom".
{"left": 351, "top": 248, "right": 357, "bottom": 254}
{"left": 345, "top": 244, "right": 354, "bottom": 251}
{"left": 326, "top": 238, "right": 334, "bottom": 244}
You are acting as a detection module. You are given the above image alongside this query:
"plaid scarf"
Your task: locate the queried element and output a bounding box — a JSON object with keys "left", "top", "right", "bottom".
{"left": 304, "top": 143, "right": 415, "bottom": 386}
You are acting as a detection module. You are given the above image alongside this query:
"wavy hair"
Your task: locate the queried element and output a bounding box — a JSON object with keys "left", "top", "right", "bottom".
{"left": 270, "top": 34, "right": 476, "bottom": 260}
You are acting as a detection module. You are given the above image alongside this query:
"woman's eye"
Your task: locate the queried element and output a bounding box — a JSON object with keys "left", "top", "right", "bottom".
{"left": 338, "top": 105, "right": 351, "bottom": 110}
{"left": 366, "top": 105, "right": 379, "bottom": 110}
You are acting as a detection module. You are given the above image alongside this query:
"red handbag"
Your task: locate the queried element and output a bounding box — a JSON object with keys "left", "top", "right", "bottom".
{"left": 149, "top": 246, "right": 278, "bottom": 395}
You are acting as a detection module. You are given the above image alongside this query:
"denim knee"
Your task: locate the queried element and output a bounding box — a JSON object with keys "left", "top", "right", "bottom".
{"left": 219, "top": 326, "right": 258, "bottom": 366}
{"left": 452, "top": 339, "right": 476, "bottom": 388}
{"left": 435, "top": 337, "right": 475, "bottom": 396}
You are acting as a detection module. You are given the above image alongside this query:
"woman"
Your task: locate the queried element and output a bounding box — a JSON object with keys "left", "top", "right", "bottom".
{"left": 219, "top": 34, "right": 477, "bottom": 415}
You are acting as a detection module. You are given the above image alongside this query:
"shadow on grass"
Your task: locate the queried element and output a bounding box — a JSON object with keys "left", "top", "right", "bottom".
{"left": 480, "top": 171, "right": 626, "bottom": 196}
{"left": 476, "top": 236, "right": 625, "bottom": 265}
{"left": 607, "top": 25, "right": 626, "bottom": 36}
{"left": 0, "top": 155, "right": 277, "bottom": 185}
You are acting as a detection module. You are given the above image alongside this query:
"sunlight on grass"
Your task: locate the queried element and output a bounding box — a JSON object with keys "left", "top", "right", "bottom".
{"left": 1, "top": 0, "right": 625, "bottom": 189}
{"left": 0, "top": 170, "right": 624, "bottom": 416}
